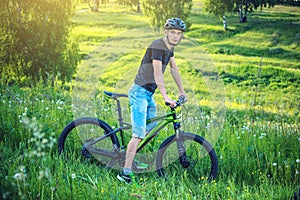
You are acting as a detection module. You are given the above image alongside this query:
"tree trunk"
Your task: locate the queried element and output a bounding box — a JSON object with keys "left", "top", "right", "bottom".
{"left": 239, "top": 5, "right": 243, "bottom": 23}
{"left": 223, "top": 15, "right": 227, "bottom": 31}
{"left": 238, "top": 4, "right": 247, "bottom": 23}
{"left": 137, "top": 0, "right": 141, "bottom": 12}
{"left": 89, "top": 0, "right": 99, "bottom": 12}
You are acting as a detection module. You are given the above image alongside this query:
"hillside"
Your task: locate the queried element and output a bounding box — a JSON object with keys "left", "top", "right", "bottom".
{"left": 72, "top": 3, "right": 299, "bottom": 119}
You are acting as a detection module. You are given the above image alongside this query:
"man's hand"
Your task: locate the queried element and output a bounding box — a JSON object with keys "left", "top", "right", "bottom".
{"left": 164, "top": 97, "right": 177, "bottom": 108}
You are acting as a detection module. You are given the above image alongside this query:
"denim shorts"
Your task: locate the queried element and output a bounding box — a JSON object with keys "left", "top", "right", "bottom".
{"left": 128, "top": 84, "right": 157, "bottom": 139}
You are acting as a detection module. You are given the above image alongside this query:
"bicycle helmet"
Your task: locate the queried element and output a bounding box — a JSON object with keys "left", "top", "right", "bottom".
{"left": 164, "top": 18, "right": 186, "bottom": 32}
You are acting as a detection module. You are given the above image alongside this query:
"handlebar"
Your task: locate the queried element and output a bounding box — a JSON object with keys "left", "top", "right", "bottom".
{"left": 165, "top": 95, "right": 187, "bottom": 108}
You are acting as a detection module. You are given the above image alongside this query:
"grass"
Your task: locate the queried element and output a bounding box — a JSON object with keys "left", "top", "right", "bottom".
{"left": 1, "top": 85, "right": 298, "bottom": 199}
{"left": 1, "top": 1, "right": 299, "bottom": 199}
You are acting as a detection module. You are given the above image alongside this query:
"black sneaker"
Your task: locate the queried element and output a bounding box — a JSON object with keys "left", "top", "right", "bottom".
{"left": 117, "top": 172, "right": 137, "bottom": 185}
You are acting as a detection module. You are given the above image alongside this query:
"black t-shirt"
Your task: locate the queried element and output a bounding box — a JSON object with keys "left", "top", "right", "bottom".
{"left": 134, "top": 38, "right": 174, "bottom": 93}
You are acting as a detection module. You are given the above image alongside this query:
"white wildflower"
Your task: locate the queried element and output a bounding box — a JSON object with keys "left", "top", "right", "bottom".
{"left": 13, "top": 173, "right": 23, "bottom": 180}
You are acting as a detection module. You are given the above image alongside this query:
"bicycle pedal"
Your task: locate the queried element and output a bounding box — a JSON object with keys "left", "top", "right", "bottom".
{"left": 133, "top": 161, "right": 149, "bottom": 171}
{"left": 81, "top": 148, "right": 91, "bottom": 158}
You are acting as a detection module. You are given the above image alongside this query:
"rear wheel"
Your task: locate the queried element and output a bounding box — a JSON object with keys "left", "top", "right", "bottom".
{"left": 58, "top": 117, "right": 120, "bottom": 167}
{"left": 156, "top": 132, "right": 218, "bottom": 182}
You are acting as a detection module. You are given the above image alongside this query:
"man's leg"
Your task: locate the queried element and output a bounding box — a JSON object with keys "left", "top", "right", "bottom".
{"left": 146, "top": 96, "right": 157, "bottom": 132}
{"left": 124, "top": 137, "right": 141, "bottom": 170}
{"left": 125, "top": 85, "right": 147, "bottom": 171}
{"left": 117, "top": 136, "right": 142, "bottom": 184}
{"left": 118, "top": 84, "right": 148, "bottom": 183}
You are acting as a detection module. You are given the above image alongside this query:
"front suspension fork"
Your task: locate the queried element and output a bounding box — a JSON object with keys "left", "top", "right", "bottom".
{"left": 175, "top": 129, "right": 191, "bottom": 168}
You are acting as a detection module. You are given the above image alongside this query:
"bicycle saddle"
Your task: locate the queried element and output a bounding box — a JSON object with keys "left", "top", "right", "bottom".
{"left": 104, "top": 91, "right": 128, "bottom": 99}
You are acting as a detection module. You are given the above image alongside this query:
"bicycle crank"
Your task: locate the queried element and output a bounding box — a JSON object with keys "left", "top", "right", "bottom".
{"left": 81, "top": 146, "right": 91, "bottom": 158}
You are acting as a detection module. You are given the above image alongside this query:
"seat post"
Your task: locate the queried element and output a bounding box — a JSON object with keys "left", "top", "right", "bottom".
{"left": 116, "top": 98, "right": 126, "bottom": 149}
{"left": 103, "top": 91, "right": 128, "bottom": 149}
{"left": 116, "top": 99, "right": 123, "bottom": 127}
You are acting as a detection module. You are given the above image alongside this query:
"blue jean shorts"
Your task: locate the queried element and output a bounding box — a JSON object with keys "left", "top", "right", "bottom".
{"left": 128, "top": 84, "right": 157, "bottom": 139}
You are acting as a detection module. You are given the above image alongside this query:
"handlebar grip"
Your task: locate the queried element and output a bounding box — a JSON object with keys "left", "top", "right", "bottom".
{"left": 178, "top": 95, "right": 187, "bottom": 104}
{"left": 165, "top": 95, "right": 186, "bottom": 107}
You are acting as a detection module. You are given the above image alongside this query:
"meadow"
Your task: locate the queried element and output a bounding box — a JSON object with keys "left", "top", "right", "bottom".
{"left": 1, "top": 1, "right": 299, "bottom": 199}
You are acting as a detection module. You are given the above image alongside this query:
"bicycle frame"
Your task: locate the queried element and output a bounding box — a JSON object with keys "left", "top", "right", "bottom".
{"left": 137, "top": 109, "right": 180, "bottom": 153}
{"left": 59, "top": 91, "right": 218, "bottom": 180}
{"left": 83, "top": 95, "right": 182, "bottom": 157}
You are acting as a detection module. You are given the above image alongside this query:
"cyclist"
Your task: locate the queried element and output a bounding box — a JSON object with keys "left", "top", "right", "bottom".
{"left": 117, "top": 18, "right": 188, "bottom": 184}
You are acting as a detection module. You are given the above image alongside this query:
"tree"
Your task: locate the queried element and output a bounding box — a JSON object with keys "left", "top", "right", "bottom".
{"left": 0, "top": 0, "right": 79, "bottom": 85}
{"left": 88, "top": 0, "right": 100, "bottom": 11}
{"left": 142, "top": 0, "right": 193, "bottom": 32}
{"left": 204, "top": 0, "right": 282, "bottom": 23}
{"left": 117, "top": 0, "right": 141, "bottom": 12}
{"left": 204, "top": 0, "right": 234, "bottom": 19}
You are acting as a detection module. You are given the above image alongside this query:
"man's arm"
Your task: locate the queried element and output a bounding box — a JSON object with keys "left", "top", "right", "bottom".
{"left": 169, "top": 56, "right": 187, "bottom": 98}
{"left": 153, "top": 59, "right": 176, "bottom": 106}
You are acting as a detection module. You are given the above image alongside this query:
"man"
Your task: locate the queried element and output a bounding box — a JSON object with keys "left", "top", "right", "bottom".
{"left": 117, "top": 18, "right": 188, "bottom": 184}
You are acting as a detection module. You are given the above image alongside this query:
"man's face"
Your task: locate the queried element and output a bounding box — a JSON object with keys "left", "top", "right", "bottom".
{"left": 165, "top": 29, "right": 183, "bottom": 46}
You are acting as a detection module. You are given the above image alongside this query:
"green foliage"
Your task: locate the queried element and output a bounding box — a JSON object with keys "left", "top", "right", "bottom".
{"left": 203, "top": 0, "right": 234, "bottom": 18}
{"left": 117, "top": 0, "right": 140, "bottom": 11}
{"left": 203, "top": 0, "right": 289, "bottom": 18}
{"left": 0, "top": 0, "right": 80, "bottom": 86}
{"left": 142, "top": 0, "right": 193, "bottom": 32}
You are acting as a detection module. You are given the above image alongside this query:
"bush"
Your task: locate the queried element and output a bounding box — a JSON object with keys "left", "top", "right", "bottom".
{"left": 0, "top": 0, "right": 80, "bottom": 86}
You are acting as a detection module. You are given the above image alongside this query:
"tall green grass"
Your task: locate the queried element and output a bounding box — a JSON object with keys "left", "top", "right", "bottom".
{"left": 1, "top": 81, "right": 298, "bottom": 199}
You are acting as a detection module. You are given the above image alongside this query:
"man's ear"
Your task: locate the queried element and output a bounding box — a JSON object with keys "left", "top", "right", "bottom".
{"left": 164, "top": 29, "right": 168, "bottom": 35}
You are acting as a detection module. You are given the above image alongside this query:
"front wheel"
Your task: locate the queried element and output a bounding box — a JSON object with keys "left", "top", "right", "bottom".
{"left": 156, "top": 132, "right": 218, "bottom": 182}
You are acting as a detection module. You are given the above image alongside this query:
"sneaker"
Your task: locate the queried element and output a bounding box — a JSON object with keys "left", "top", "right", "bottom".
{"left": 117, "top": 172, "right": 137, "bottom": 185}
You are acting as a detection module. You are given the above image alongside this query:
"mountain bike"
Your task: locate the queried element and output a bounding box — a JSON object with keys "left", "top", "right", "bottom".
{"left": 58, "top": 91, "right": 218, "bottom": 182}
